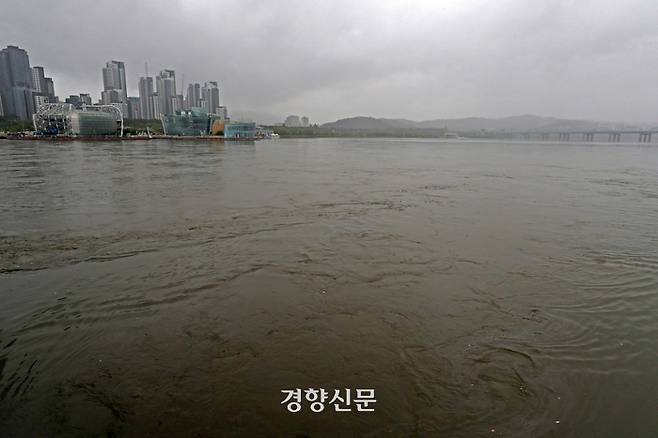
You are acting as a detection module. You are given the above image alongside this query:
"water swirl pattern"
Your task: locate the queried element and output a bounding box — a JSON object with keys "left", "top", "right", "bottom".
{"left": 1, "top": 138, "right": 657, "bottom": 437}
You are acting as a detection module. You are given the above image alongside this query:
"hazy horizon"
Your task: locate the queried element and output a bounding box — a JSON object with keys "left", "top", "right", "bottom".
{"left": 3, "top": 0, "right": 658, "bottom": 124}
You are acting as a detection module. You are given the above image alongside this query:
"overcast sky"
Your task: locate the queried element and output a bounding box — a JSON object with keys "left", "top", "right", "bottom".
{"left": 2, "top": 0, "right": 658, "bottom": 123}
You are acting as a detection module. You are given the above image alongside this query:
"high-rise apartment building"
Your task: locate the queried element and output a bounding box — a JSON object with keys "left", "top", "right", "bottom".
{"left": 45, "top": 78, "right": 55, "bottom": 97}
{"left": 202, "top": 81, "right": 220, "bottom": 114}
{"left": 172, "top": 94, "right": 184, "bottom": 113}
{"left": 138, "top": 76, "right": 154, "bottom": 119}
{"left": 99, "top": 60, "right": 128, "bottom": 118}
{"left": 0, "top": 45, "right": 35, "bottom": 120}
{"left": 31, "top": 66, "right": 57, "bottom": 108}
{"left": 186, "top": 83, "right": 201, "bottom": 109}
{"left": 31, "top": 66, "right": 46, "bottom": 93}
{"left": 151, "top": 92, "right": 161, "bottom": 117}
{"left": 156, "top": 70, "right": 176, "bottom": 115}
{"left": 101, "top": 60, "right": 127, "bottom": 104}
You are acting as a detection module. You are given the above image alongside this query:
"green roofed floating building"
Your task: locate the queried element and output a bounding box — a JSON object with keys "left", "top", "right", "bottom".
{"left": 161, "top": 107, "right": 223, "bottom": 136}
{"left": 161, "top": 107, "right": 256, "bottom": 139}
{"left": 32, "top": 103, "right": 256, "bottom": 140}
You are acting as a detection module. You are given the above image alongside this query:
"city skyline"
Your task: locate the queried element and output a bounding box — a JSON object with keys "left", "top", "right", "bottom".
{"left": 0, "top": 42, "right": 229, "bottom": 121}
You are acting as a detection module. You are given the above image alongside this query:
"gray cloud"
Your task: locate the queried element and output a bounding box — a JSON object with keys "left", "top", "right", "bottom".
{"left": 2, "top": 0, "right": 658, "bottom": 123}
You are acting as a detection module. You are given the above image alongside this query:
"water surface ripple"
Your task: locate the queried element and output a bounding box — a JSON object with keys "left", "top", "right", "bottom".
{"left": 1, "top": 138, "right": 657, "bottom": 437}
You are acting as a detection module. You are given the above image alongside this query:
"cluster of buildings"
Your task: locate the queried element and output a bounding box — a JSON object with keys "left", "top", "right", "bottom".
{"left": 0, "top": 45, "right": 57, "bottom": 120}
{"left": 0, "top": 44, "right": 228, "bottom": 123}
{"left": 99, "top": 61, "right": 228, "bottom": 121}
{"left": 1, "top": 44, "right": 256, "bottom": 138}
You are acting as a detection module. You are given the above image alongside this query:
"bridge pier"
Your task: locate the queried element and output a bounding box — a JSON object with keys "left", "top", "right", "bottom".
{"left": 639, "top": 132, "right": 652, "bottom": 143}
{"left": 537, "top": 130, "right": 655, "bottom": 143}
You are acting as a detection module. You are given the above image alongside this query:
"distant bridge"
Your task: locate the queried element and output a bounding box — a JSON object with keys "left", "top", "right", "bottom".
{"left": 511, "top": 129, "right": 658, "bottom": 143}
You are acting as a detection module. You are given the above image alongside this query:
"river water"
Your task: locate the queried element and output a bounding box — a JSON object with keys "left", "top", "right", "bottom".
{"left": 0, "top": 138, "right": 657, "bottom": 437}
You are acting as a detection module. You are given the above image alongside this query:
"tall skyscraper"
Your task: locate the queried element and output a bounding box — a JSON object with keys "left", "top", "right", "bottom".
{"left": 31, "top": 66, "right": 46, "bottom": 93}
{"left": 202, "top": 81, "right": 220, "bottom": 114}
{"left": 172, "top": 94, "right": 184, "bottom": 113}
{"left": 0, "top": 45, "right": 35, "bottom": 120}
{"left": 156, "top": 70, "right": 176, "bottom": 115}
{"left": 44, "top": 78, "right": 55, "bottom": 97}
{"left": 184, "top": 84, "right": 192, "bottom": 110}
{"left": 186, "top": 83, "right": 201, "bottom": 109}
{"left": 30, "top": 66, "right": 57, "bottom": 108}
{"left": 101, "top": 60, "right": 127, "bottom": 104}
{"left": 138, "top": 76, "right": 154, "bottom": 119}
{"left": 151, "top": 92, "right": 161, "bottom": 117}
{"left": 194, "top": 83, "right": 201, "bottom": 107}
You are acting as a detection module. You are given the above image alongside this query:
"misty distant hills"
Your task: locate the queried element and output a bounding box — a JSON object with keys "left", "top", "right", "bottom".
{"left": 321, "top": 115, "right": 644, "bottom": 133}
{"left": 321, "top": 117, "right": 417, "bottom": 131}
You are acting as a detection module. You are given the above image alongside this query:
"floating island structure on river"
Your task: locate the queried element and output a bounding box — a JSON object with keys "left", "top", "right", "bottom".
{"left": 28, "top": 103, "right": 258, "bottom": 140}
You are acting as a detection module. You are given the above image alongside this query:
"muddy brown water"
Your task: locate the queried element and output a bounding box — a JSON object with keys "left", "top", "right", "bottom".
{"left": 1, "top": 138, "right": 657, "bottom": 437}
